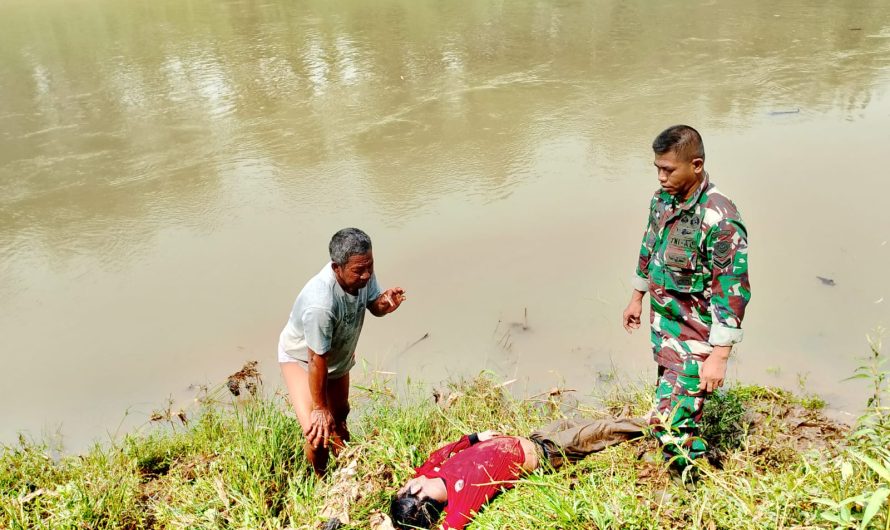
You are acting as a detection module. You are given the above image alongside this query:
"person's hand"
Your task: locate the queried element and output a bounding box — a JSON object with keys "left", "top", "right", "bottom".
{"left": 699, "top": 347, "right": 730, "bottom": 393}
{"left": 305, "top": 407, "right": 335, "bottom": 448}
{"left": 622, "top": 298, "right": 643, "bottom": 333}
{"left": 478, "top": 430, "right": 502, "bottom": 442}
{"left": 379, "top": 287, "right": 406, "bottom": 314}
{"left": 397, "top": 478, "right": 420, "bottom": 496}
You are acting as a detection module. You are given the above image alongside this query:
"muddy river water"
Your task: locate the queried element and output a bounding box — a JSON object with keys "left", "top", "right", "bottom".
{"left": 2, "top": 0, "right": 890, "bottom": 450}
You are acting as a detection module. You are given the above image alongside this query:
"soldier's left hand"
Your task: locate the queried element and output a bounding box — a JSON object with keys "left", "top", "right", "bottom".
{"left": 699, "top": 351, "right": 729, "bottom": 393}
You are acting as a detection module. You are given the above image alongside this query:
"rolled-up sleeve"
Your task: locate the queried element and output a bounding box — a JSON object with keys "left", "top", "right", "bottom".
{"left": 706, "top": 219, "right": 751, "bottom": 346}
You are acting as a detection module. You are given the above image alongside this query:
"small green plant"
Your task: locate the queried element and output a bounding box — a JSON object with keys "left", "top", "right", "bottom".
{"left": 850, "top": 330, "right": 889, "bottom": 411}
{"left": 819, "top": 329, "right": 890, "bottom": 529}
{"left": 848, "top": 329, "right": 890, "bottom": 447}
{"left": 701, "top": 387, "right": 747, "bottom": 452}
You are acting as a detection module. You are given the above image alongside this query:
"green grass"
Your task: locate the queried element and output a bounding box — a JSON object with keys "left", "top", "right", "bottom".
{"left": 2, "top": 360, "right": 889, "bottom": 529}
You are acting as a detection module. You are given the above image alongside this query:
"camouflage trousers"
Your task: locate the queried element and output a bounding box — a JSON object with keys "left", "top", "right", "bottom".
{"left": 648, "top": 364, "right": 708, "bottom": 466}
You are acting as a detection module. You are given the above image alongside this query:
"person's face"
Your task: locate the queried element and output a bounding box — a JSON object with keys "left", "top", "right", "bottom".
{"left": 398, "top": 476, "right": 439, "bottom": 501}
{"left": 332, "top": 252, "right": 374, "bottom": 294}
{"left": 398, "top": 475, "right": 448, "bottom": 502}
{"left": 399, "top": 477, "right": 424, "bottom": 497}
{"left": 654, "top": 149, "right": 703, "bottom": 199}
{"left": 399, "top": 475, "right": 429, "bottom": 499}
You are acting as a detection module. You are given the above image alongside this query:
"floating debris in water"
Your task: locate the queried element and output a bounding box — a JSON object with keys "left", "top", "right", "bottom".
{"left": 769, "top": 108, "right": 801, "bottom": 115}
{"left": 816, "top": 276, "right": 836, "bottom": 286}
{"left": 149, "top": 398, "right": 188, "bottom": 425}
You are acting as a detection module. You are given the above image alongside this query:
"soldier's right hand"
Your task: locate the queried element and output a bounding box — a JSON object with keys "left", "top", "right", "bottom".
{"left": 622, "top": 300, "right": 642, "bottom": 333}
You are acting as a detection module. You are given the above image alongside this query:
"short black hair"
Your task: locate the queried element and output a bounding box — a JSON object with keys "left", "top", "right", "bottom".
{"left": 390, "top": 491, "right": 445, "bottom": 529}
{"left": 652, "top": 125, "right": 705, "bottom": 162}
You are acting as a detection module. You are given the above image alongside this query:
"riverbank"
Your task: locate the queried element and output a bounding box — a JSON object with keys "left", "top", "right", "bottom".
{"left": 2, "top": 355, "right": 888, "bottom": 529}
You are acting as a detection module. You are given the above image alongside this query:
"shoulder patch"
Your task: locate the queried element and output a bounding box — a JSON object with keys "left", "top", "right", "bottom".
{"left": 713, "top": 239, "right": 732, "bottom": 269}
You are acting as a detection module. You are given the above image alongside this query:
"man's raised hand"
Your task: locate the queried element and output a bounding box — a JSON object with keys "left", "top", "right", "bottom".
{"left": 381, "top": 287, "right": 406, "bottom": 313}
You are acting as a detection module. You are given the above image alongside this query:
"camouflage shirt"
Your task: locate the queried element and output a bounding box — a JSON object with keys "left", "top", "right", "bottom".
{"left": 631, "top": 173, "right": 751, "bottom": 371}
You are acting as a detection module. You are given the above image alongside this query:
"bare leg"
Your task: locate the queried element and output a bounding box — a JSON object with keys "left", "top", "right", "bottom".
{"left": 280, "top": 362, "right": 329, "bottom": 475}
{"left": 326, "top": 374, "right": 351, "bottom": 457}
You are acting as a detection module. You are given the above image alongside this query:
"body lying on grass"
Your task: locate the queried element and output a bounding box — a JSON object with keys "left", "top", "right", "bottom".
{"left": 390, "top": 417, "right": 645, "bottom": 529}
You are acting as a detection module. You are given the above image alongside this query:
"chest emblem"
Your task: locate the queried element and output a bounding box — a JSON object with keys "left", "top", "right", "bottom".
{"left": 454, "top": 479, "right": 464, "bottom": 492}
{"left": 664, "top": 213, "right": 701, "bottom": 269}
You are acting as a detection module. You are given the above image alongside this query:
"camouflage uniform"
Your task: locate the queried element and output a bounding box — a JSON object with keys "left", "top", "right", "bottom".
{"left": 631, "top": 173, "right": 751, "bottom": 465}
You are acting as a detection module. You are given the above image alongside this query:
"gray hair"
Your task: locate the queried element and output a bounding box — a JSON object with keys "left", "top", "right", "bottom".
{"left": 329, "top": 228, "right": 372, "bottom": 266}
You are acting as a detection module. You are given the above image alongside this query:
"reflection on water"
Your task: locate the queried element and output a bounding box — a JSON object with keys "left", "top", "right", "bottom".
{"left": 1, "top": 0, "right": 889, "bottom": 449}
{"left": 3, "top": 0, "right": 889, "bottom": 253}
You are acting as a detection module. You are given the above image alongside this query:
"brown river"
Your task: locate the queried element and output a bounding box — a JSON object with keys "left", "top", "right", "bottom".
{"left": 2, "top": 0, "right": 890, "bottom": 451}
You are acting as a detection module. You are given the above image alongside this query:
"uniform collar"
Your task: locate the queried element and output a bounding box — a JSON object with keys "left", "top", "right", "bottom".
{"left": 673, "top": 171, "right": 710, "bottom": 211}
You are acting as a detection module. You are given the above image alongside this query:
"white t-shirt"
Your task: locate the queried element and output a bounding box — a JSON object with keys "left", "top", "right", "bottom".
{"left": 278, "top": 262, "right": 381, "bottom": 378}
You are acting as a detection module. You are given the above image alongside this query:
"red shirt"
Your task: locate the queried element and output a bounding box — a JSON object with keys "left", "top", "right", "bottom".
{"left": 414, "top": 435, "right": 526, "bottom": 529}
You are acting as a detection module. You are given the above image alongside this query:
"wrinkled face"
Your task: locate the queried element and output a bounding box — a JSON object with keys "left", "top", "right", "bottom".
{"left": 654, "top": 149, "right": 703, "bottom": 199}
{"left": 332, "top": 252, "right": 374, "bottom": 294}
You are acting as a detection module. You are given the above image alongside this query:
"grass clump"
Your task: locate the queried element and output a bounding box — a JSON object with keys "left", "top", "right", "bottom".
{"left": 1, "top": 336, "right": 890, "bottom": 529}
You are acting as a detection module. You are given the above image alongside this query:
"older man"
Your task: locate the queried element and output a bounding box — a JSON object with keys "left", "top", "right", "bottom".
{"left": 279, "top": 228, "right": 405, "bottom": 475}
{"left": 622, "top": 125, "right": 751, "bottom": 471}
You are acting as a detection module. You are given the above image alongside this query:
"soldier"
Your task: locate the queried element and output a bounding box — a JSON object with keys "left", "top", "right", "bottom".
{"left": 621, "top": 125, "right": 751, "bottom": 475}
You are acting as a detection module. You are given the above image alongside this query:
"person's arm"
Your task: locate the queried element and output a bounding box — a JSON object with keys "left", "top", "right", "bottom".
{"left": 415, "top": 435, "right": 475, "bottom": 475}
{"left": 623, "top": 196, "right": 658, "bottom": 333}
{"left": 304, "top": 349, "right": 335, "bottom": 448}
{"left": 439, "top": 432, "right": 507, "bottom": 530}
{"left": 700, "top": 218, "right": 751, "bottom": 392}
{"left": 301, "top": 306, "right": 335, "bottom": 447}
